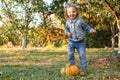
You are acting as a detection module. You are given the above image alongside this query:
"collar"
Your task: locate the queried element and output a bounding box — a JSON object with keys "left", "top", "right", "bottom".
{"left": 69, "top": 17, "right": 79, "bottom": 23}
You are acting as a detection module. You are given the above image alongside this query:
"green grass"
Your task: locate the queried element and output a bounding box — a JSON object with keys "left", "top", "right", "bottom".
{"left": 0, "top": 48, "right": 120, "bottom": 80}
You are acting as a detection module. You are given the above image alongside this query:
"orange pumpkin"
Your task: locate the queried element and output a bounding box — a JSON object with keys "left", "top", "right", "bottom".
{"left": 60, "top": 65, "right": 79, "bottom": 76}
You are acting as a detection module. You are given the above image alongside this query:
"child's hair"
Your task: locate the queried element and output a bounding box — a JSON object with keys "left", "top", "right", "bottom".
{"left": 64, "top": 2, "right": 79, "bottom": 20}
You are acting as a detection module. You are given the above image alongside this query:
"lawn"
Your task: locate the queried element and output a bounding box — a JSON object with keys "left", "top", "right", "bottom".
{"left": 0, "top": 48, "right": 120, "bottom": 80}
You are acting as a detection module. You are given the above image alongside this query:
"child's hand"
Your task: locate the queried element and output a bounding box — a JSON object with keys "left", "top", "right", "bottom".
{"left": 67, "top": 32, "right": 72, "bottom": 38}
{"left": 91, "top": 29, "right": 96, "bottom": 34}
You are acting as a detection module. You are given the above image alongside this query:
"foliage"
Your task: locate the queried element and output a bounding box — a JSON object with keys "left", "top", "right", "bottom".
{"left": 28, "top": 27, "right": 66, "bottom": 47}
{"left": 0, "top": 0, "right": 120, "bottom": 48}
{"left": 0, "top": 0, "right": 47, "bottom": 48}
{"left": 0, "top": 27, "right": 9, "bottom": 45}
{"left": 86, "top": 30, "right": 113, "bottom": 48}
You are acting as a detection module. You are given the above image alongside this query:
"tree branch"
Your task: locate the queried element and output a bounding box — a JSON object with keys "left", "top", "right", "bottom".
{"left": 104, "top": 0, "right": 119, "bottom": 20}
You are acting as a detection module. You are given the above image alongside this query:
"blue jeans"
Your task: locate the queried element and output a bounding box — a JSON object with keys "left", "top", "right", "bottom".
{"left": 68, "top": 39, "right": 86, "bottom": 68}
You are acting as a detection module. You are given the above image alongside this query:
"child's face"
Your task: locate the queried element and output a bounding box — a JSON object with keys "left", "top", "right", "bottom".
{"left": 67, "top": 6, "right": 77, "bottom": 20}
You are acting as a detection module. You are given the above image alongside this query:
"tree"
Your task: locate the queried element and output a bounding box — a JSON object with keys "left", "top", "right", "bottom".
{"left": 103, "top": 0, "right": 120, "bottom": 53}
{"left": 0, "top": 0, "right": 47, "bottom": 50}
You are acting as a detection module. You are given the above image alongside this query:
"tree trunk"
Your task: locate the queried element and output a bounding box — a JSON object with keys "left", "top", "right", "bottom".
{"left": 22, "top": 35, "right": 27, "bottom": 50}
{"left": 104, "top": 0, "right": 120, "bottom": 53}
{"left": 47, "top": 34, "right": 52, "bottom": 45}
{"left": 111, "top": 37, "right": 115, "bottom": 51}
{"left": 117, "top": 20, "right": 120, "bottom": 53}
{"left": 110, "top": 25, "right": 115, "bottom": 52}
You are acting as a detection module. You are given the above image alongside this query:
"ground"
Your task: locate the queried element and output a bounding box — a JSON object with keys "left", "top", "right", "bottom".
{"left": 0, "top": 47, "right": 120, "bottom": 80}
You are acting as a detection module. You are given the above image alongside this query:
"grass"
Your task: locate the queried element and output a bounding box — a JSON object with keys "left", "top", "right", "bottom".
{"left": 0, "top": 48, "right": 120, "bottom": 80}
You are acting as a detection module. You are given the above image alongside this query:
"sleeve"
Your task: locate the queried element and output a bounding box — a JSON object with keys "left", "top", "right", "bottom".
{"left": 65, "top": 21, "right": 70, "bottom": 35}
{"left": 81, "top": 19, "right": 93, "bottom": 33}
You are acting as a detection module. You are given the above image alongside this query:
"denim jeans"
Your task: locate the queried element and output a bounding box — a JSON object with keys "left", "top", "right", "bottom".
{"left": 68, "top": 39, "right": 86, "bottom": 68}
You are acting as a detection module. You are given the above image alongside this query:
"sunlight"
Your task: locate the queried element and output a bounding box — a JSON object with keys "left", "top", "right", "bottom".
{"left": 0, "top": 21, "right": 3, "bottom": 26}
{"left": 43, "top": 0, "right": 53, "bottom": 5}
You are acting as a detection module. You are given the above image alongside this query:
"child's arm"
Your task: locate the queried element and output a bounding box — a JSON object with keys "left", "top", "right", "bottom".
{"left": 91, "top": 29, "right": 96, "bottom": 34}
{"left": 81, "top": 19, "right": 96, "bottom": 33}
{"left": 65, "top": 22, "right": 72, "bottom": 38}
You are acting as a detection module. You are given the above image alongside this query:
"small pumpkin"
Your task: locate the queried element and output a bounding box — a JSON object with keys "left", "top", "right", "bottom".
{"left": 60, "top": 67, "right": 66, "bottom": 75}
{"left": 60, "top": 65, "right": 79, "bottom": 76}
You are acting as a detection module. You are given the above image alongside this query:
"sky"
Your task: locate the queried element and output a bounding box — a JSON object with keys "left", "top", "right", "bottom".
{"left": 43, "top": 0, "right": 53, "bottom": 5}
{"left": 0, "top": 0, "right": 53, "bottom": 27}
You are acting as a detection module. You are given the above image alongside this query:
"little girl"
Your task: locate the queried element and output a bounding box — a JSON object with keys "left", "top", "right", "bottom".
{"left": 64, "top": 2, "right": 96, "bottom": 76}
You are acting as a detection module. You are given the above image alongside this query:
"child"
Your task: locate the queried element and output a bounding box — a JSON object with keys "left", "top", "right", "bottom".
{"left": 64, "top": 2, "right": 96, "bottom": 76}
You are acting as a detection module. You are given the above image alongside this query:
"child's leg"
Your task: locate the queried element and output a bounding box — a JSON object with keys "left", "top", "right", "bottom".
{"left": 76, "top": 41, "right": 86, "bottom": 68}
{"left": 76, "top": 41, "right": 87, "bottom": 75}
{"left": 68, "top": 40, "right": 75, "bottom": 64}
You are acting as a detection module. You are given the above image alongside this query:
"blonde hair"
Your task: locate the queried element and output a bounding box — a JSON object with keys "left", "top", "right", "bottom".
{"left": 64, "top": 5, "right": 79, "bottom": 20}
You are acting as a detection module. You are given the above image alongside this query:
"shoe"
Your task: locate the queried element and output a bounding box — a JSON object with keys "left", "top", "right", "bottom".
{"left": 66, "top": 63, "right": 75, "bottom": 66}
{"left": 80, "top": 68, "right": 87, "bottom": 76}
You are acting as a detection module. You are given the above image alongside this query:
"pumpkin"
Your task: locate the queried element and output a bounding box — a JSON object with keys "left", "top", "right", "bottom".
{"left": 60, "top": 67, "right": 66, "bottom": 75}
{"left": 60, "top": 65, "right": 79, "bottom": 76}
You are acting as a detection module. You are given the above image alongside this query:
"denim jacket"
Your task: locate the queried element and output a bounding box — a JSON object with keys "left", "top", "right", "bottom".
{"left": 65, "top": 17, "right": 94, "bottom": 41}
